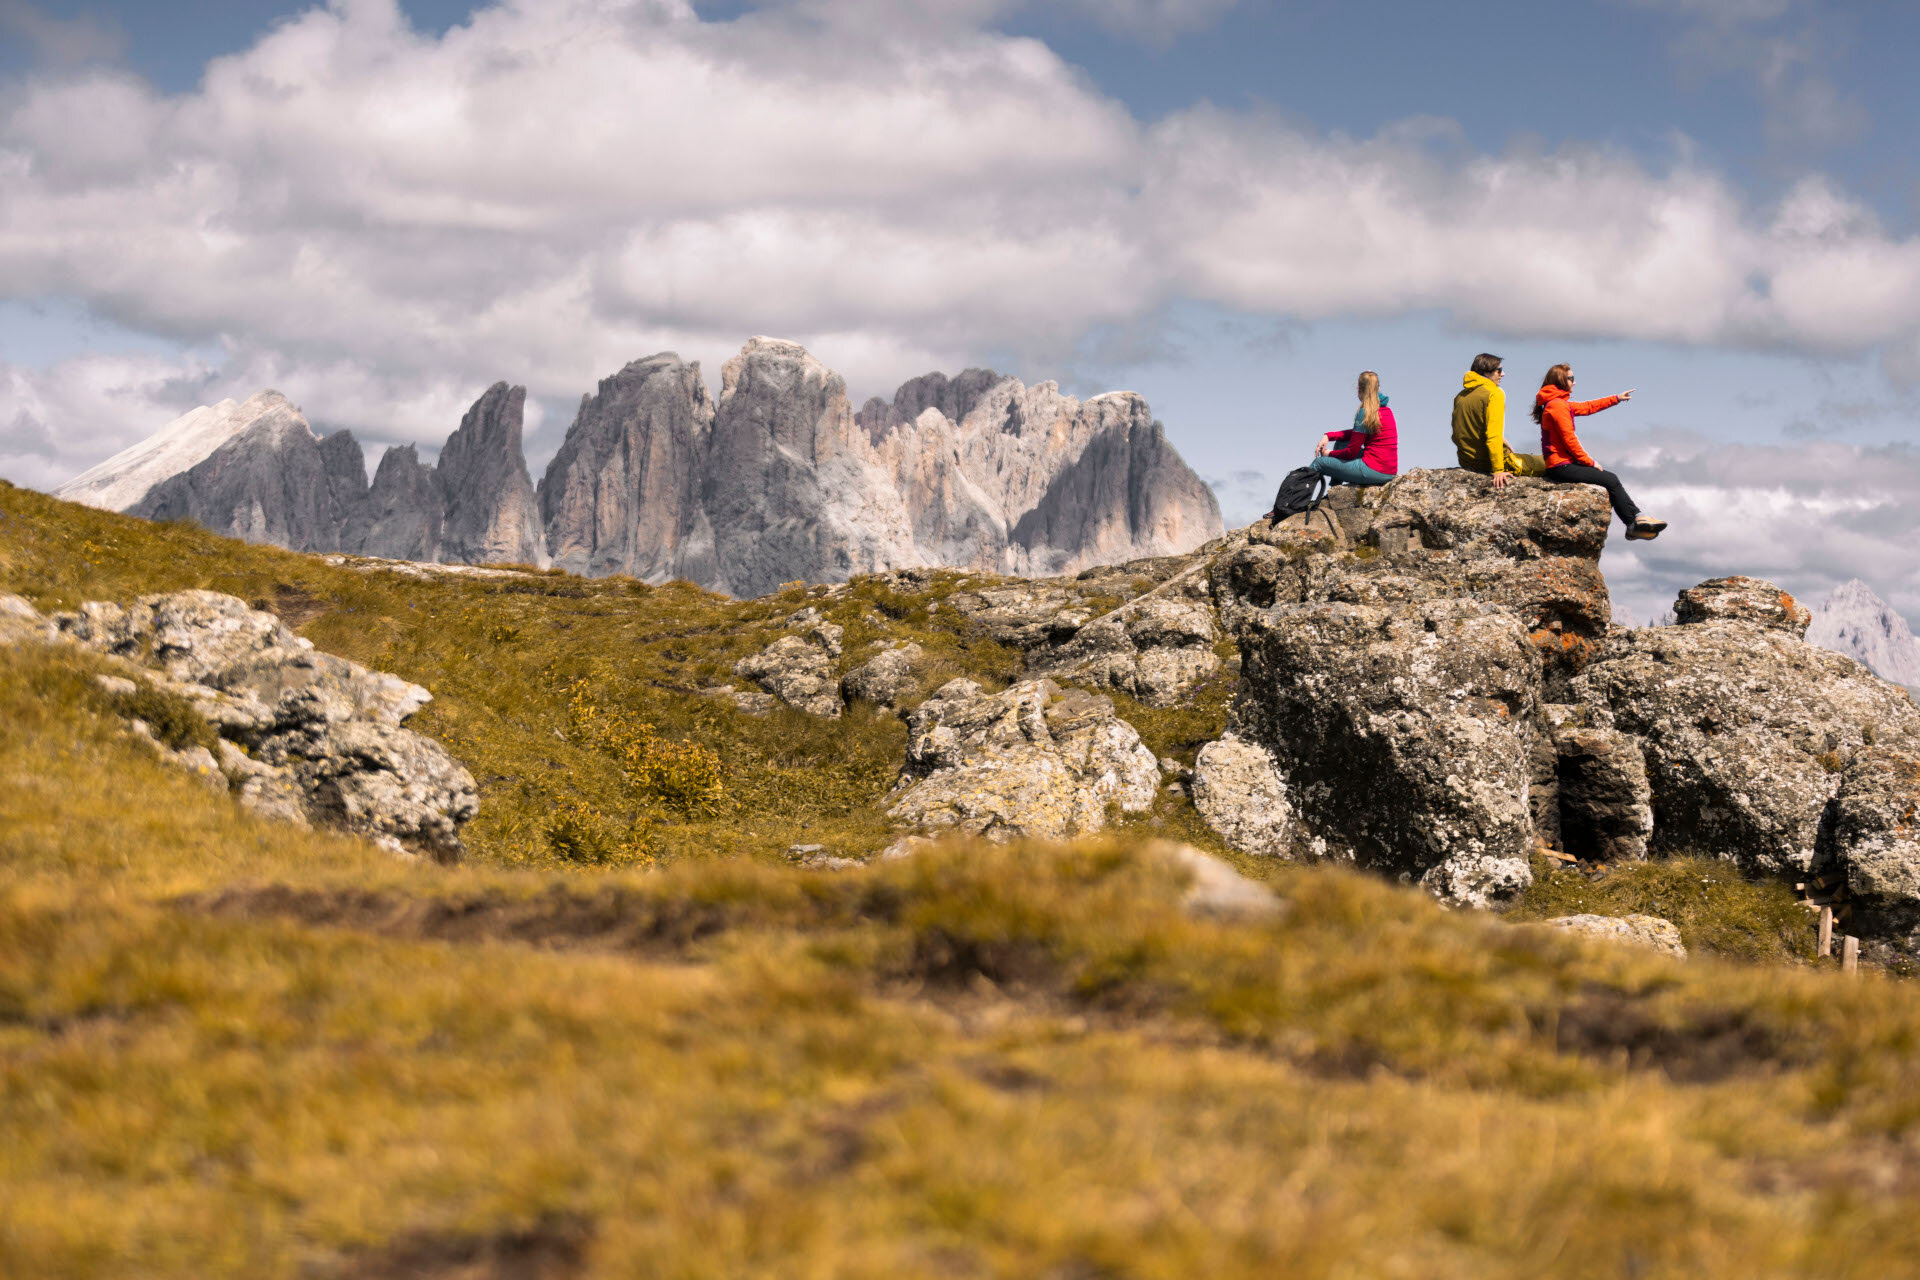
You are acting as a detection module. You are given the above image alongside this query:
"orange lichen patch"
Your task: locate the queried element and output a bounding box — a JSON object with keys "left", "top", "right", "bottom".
{"left": 1779, "top": 591, "right": 1801, "bottom": 617}
{"left": 1529, "top": 629, "right": 1596, "bottom": 667}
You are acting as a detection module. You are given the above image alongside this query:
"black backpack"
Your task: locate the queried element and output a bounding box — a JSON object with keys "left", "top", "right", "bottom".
{"left": 1266, "top": 466, "right": 1328, "bottom": 524}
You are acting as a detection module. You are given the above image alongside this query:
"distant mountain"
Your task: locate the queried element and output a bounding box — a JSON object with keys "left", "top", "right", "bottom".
{"left": 57, "top": 338, "right": 1224, "bottom": 594}
{"left": 55, "top": 391, "right": 287, "bottom": 513}
{"left": 1806, "top": 579, "right": 1920, "bottom": 686}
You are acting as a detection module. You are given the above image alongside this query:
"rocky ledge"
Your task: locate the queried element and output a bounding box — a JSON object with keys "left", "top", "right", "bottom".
{"left": 2, "top": 590, "right": 477, "bottom": 862}
{"left": 1187, "top": 472, "right": 1920, "bottom": 958}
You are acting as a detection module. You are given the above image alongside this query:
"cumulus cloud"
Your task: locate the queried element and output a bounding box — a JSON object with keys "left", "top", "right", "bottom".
{"left": 4, "top": 0, "right": 1920, "bottom": 490}
{"left": 1603, "top": 430, "right": 1920, "bottom": 626}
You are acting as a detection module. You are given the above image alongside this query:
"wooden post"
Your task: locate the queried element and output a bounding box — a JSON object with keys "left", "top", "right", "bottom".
{"left": 1843, "top": 936, "right": 1860, "bottom": 974}
{"left": 1818, "top": 906, "right": 1833, "bottom": 958}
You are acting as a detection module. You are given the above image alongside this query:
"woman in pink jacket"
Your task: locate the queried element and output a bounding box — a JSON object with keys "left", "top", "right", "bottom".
{"left": 1311, "top": 370, "right": 1398, "bottom": 487}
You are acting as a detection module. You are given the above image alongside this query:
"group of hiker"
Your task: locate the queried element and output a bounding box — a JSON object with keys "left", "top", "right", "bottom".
{"left": 1297, "top": 354, "right": 1666, "bottom": 542}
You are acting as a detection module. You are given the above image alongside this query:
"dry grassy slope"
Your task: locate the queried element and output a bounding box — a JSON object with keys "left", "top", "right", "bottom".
{"left": 3, "top": 481, "right": 1911, "bottom": 1278}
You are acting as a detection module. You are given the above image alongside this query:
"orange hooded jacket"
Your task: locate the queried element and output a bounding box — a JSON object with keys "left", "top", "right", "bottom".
{"left": 1535, "top": 385, "right": 1621, "bottom": 469}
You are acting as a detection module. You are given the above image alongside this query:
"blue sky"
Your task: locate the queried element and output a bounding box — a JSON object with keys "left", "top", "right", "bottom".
{"left": 3, "top": 0, "right": 1919, "bottom": 622}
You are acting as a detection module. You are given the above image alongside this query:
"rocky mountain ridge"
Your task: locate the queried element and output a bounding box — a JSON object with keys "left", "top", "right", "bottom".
{"left": 57, "top": 339, "right": 1223, "bottom": 598}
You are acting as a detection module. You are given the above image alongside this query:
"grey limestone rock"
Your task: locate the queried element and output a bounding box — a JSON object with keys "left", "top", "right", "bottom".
{"left": 343, "top": 444, "right": 442, "bottom": 561}
{"left": 1675, "top": 575, "right": 1813, "bottom": 638}
{"left": 133, "top": 395, "right": 362, "bottom": 553}
{"left": 1822, "top": 747, "right": 1920, "bottom": 962}
{"left": 1225, "top": 596, "right": 1544, "bottom": 908}
{"left": 436, "top": 382, "right": 545, "bottom": 566}
{"left": 53, "top": 590, "right": 477, "bottom": 861}
{"left": 1191, "top": 736, "right": 1293, "bottom": 858}
{"left": 734, "top": 634, "right": 842, "bottom": 718}
{"left": 1152, "top": 841, "right": 1286, "bottom": 921}
{"left": 0, "top": 593, "right": 53, "bottom": 645}
{"left": 1545, "top": 914, "right": 1688, "bottom": 959}
{"left": 1574, "top": 592, "right": 1920, "bottom": 874}
{"left": 1551, "top": 725, "right": 1654, "bottom": 863}
{"left": 841, "top": 641, "right": 926, "bottom": 708}
{"left": 887, "top": 678, "right": 1158, "bottom": 841}
{"left": 1030, "top": 597, "right": 1221, "bottom": 708}
{"left": 539, "top": 353, "right": 717, "bottom": 581}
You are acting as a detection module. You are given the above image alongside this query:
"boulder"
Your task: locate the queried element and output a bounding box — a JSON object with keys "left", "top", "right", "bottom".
{"left": 1208, "top": 469, "right": 1614, "bottom": 689}
{"left": 1030, "top": 597, "right": 1222, "bottom": 707}
{"left": 841, "top": 641, "right": 926, "bottom": 708}
{"left": 1225, "top": 597, "right": 1544, "bottom": 908}
{"left": 1823, "top": 747, "right": 1920, "bottom": 962}
{"left": 1191, "top": 737, "right": 1294, "bottom": 858}
{"left": 1674, "top": 575, "right": 1812, "bottom": 638}
{"left": 887, "top": 678, "right": 1158, "bottom": 840}
{"left": 947, "top": 583, "right": 1092, "bottom": 649}
{"left": 1574, "top": 596, "right": 1920, "bottom": 874}
{"left": 266, "top": 720, "right": 478, "bottom": 862}
{"left": 734, "top": 634, "right": 842, "bottom": 718}
{"left": 53, "top": 590, "right": 478, "bottom": 861}
{"left": 1545, "top": 914, "right": 1687, "bottom": 959}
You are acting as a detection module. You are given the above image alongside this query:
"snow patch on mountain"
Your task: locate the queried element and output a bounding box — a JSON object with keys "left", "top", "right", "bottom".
{"left": 53, "top": 391, "right": 300, "bottom": 513}
{"left": 1807, "top": 579, "right": 1920, "bottom": 687}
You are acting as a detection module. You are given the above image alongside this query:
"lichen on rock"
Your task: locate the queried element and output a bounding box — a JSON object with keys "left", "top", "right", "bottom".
{"left": 34, "top": 589, "right": 477, "bottom": 862}
{"left": 887, "top": 677, "right": 1158, "bottom": 841}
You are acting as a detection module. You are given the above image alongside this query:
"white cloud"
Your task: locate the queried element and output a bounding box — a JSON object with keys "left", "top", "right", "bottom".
{"left": 1605, "top": 430, "right": 1920, "bottom": 626}
{"left": 4, "top": 0, "right": 1920, "bottom": 491}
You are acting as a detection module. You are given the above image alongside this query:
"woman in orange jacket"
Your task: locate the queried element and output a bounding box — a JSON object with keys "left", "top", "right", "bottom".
{"left": 1533, "top": 364, "right": 1666, "bottom": 540}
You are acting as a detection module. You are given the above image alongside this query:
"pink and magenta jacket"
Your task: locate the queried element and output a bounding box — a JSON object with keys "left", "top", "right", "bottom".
{"left": 1328, "top": 396, "right": 1398, "bottom": 475}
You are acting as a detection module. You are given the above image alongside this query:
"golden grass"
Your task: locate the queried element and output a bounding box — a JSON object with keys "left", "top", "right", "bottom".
{"left": 11, "top": 484, "right": 1920, "bottom": 1275}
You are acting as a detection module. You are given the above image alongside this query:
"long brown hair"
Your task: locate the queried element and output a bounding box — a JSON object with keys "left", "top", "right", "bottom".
{"left": 1357, "top": 370, "right": 1381, "bottom": 432}
{"left": 1531, "top": 364, "right": 1572, "bottom": 424}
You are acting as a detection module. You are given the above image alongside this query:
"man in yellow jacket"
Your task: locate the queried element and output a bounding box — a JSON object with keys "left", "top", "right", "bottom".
{"left": 1451, "top": 353, "right": 1545, "bottom": 490}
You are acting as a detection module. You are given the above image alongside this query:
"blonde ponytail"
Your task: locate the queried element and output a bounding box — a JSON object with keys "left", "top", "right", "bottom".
{"left": 1357, "top": 370, "right": 1381, "bottom": 432}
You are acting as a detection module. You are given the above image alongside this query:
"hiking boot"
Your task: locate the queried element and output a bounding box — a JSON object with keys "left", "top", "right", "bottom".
{"left": 1625, "top": 517, "right": 1667, "bottom": 541}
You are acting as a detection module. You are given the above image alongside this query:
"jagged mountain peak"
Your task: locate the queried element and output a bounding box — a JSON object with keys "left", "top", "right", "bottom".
{"left": 54, "top": 389, "right": 307, "bottom": 513}
{"left": 58, "top": 338, "right": 1221, "bottom": 594}
{"left": 1806, "top": 578, "right": 1920, "bottom": 686}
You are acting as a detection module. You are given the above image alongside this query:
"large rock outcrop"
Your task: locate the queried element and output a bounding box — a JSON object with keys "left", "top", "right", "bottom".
{"left": 1573, "top": 610, "right": 1920, "bottom": 874}
{"left": 1226, "top": 598, "right": 1545, "bottom": 907}
{"left": 341, "top": 444, "right": 441, "bottom": 561}
{"left": 888, "top": 678, "right": 1159, "bottom": 840}
{"left": 56, "top": 391, "right": 292, "bottom": 513}
{"left": 1198, "top": 471, "right": 1618, "bottom": 906}
{"left": 39, "top": 590, "right": 477, "bottom": 861}
{"left": 1822, "top": 748, "right": 1920, "bottom": 962}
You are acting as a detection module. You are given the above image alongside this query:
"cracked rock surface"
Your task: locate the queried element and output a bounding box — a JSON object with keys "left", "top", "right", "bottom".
{"left": 887, "top": 677, "right": 1158, "bottom": 841}
{"left": 24, "top": 589, "right": 477, "bottom": 862}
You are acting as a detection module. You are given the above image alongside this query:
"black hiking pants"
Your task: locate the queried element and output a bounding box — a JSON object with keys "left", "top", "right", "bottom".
{"left": 1543, "top": 463, "right": 1640, "bottom": 527}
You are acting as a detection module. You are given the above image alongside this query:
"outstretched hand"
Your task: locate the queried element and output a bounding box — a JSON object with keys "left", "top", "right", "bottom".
{"left": 1491, "top": 472, "right": 1511, "bottom": 491}
{"left": 1618, "top": 389, "right": 1636, "bottom": 401}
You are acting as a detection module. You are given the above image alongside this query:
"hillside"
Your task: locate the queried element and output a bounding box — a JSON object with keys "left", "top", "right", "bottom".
{"left": 8, "top": 481, "right": 1920, "bottom": 1277}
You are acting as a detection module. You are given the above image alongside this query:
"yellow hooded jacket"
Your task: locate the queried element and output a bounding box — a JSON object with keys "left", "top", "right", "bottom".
{"left": 1451, "top": 372, "right": 1545, "bottom": 476}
